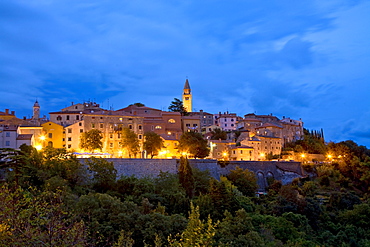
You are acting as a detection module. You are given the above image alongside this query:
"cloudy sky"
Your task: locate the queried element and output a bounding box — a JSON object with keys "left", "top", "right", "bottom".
{"left": 1, "top": 0, "right": 370, "bottom": 146}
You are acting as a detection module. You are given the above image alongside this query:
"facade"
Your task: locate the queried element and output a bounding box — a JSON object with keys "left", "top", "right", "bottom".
{"left": 182, "top": 79, "right": 192, "bottom": 112}
{"left": 213, "top": 112, "right": 240, "bottom": 132}
{"left": 182, "top": 115, "right": 201, "bottom": 132}
{"left": 187, "top": 110, "right": 214, "bottom": 132}
{"left": 41, "top": 121, "right": 65, "bottom": 148}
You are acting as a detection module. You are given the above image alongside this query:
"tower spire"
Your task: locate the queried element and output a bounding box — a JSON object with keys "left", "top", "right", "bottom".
{"left": 182, "top": 78, "right": 192, "bottom": 112}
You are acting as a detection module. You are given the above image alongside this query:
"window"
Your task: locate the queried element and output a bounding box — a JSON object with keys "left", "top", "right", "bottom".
{"left": 68, "top": 137, "right": 72, "bottom": 142}
{"left": 62, "top": 138, "right": 65, "bottom": 141}
{"left": 231, "top": 124, "right": 234, "bottom": 127}
{"left": 76, "top": 115, "right": 79, "bottom": 120}
{"left": 168, "top": 119, "right": 175, "bottom": 124}
{"left": 138, "top": 125, "right": 142, "bottom": 130}
{"left": 68, "top": 144, "right": 71, "bottom": 148}
{"left": 80, "top": 129, "right": 83, "bottom": 133}
{"left": 48, "top": 133, "right": 52, "bottom": 138}
{"left": 129, "top": 125, "right": 132, "bottom": 129}
{"left": 109, "top": 143, "right": 113, "bottom": 148}
{"left": 48, "top": 141, "right": 53, "bottom": 147}
{"left": 186, "top": 124, "right": 190, "bottom": 127}
{"left": 233, "top": 150, "right": 236, "bottom": 154}
{"left": 92, "top": 123, "right": 95, "bottom": 128}
{"left": 5, "top": 132, "right": 10, "bottom": 137}
{"left": 155, "top": 125, "right": 162, "bottom": 129}
{"left": 57, "top": 116, "right": 62, "bottom": 121}
{"left": 79, "top": 122, "right": 82, "bottom": 126}
{"left": 119, "top": 118, "right": 123, "bottom": 122}
{"left": 100, "top": 123, "right": 103, "bottom": 128}
{"left": 138, "top": 134, "right": 142, "bottom": 139}
{"left": 231, "top": 119, "right": 234, "bottom": 122}
{"left": 240, "top": 150, "right": 243, "bottom": 154}
{"left": 224, "top": 124, "right": 227, "bottom": 127}
{"left": 193, "top": 124, "right": 197, "bottom": 127}
{"left": 117, "top": 133, "right": 121, "bottom": 138}
{"left": 66, "top": 115, "right": 70, "bottom": 120}
{"left": 68, "top": 129, "right": 72, "bottom": 133}
{"left": 5, "top": 141, "right": 10, "bottom": 146}
{"left": 110, "top": 134, "right": 113, "bottom": 138}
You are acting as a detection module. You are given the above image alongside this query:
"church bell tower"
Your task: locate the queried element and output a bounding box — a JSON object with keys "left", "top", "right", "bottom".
{"left": 182, "top": 78, "right": 192, "bottom": 112}
{"left": 33, "top": 100, "right": 40, "bottom": 120}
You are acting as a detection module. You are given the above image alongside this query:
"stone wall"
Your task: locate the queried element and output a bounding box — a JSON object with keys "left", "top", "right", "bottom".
{"left": 79, "top": 158, "right": 304, "bottom": 190}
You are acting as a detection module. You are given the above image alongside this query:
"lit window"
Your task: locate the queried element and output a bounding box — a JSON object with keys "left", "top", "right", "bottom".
{"left": 155, "top": 125, "right": 162, "bottom": 129}
{"left": 168, "top": 119, "right": 175, "bottom": 124}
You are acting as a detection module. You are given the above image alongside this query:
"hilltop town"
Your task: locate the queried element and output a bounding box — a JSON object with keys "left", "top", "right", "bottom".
{"left": 0, "top": 79, "right": 304, "bottom": 161}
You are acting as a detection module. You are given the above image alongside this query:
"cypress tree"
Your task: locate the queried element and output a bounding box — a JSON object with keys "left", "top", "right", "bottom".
{"left": 179, "top": 156, "right": 195, "bottom": 198}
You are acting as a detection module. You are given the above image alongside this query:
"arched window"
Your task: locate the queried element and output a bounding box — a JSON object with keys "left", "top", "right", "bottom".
{"left": 155, "top": 125, "right": 162, "bottom": 129}
{"left": 168, "top": 119, "right": 175, "bottom": 124}
{"left": 56, "top": 116, "right": 62, "bottom": 121}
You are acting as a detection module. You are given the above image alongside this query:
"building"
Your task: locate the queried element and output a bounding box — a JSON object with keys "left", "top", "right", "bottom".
{"left": 187, "top": 110, "right": 214, "bottom": 132}
{"left": 41, "top": 121, "right": 65, "bottom": 148}
{"left": 213, "top": 112, "right": 240, "bottom": 132}
{"left": 182, "top": 79, "right": 192, "bottom": 112}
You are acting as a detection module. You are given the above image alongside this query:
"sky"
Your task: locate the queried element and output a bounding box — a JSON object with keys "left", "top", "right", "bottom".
{"left": 1, "top": 0, "right": 370, "bottom": 147}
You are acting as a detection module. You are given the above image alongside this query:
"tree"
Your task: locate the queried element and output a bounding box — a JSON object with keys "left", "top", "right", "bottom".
{"left": 144, "top": 132, "right": 164, "bottom": 158}
{"left": 226, "top": 167, "right": 257, "bottom": 197}
{"left": 178, "top": 157, "right": 195, "bottom": 198}
{"left": 178, "top": 131, "right": 210, "bottom": 159}
{"left": 129, "top": 102, "right": 145, "bottom": 107}
{"left": 168, "top": 98, "right": 187, "bottom": 116}
{"left": 86, "top": 157, "right": 117, "bottom": 192}
{"left": 121, "top": 127, "right": 140, "bottom": 158}
{"left": 210, "top": 128, "right": 227, "bottom": 140}
{"left": 79, "top": 129, "right": 103, "bottom": 152}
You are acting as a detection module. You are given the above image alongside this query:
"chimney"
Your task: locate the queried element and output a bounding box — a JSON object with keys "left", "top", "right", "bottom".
{"left": 71, "top": 102, "right": 74, "bottom": 105}
{"left": 23, "top": 116, "right": 26, "bottom": 120}
{"left": 11, "top": 111, "right": 15, "bottom": 115}
{"left": 5, "top": 109, "right": 9, "bottom": 114}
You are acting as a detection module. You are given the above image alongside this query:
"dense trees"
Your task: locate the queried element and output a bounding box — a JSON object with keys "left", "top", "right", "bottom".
{"left": 178, "top": 131, "right": 209, "bottom": 159}
{"left": 79, "top": 129, "right": 103, "bottom": 152}
{"left": 1, "top": 143, "right": 370, "bottom": 246}
{"left": 143, "top": 131, "right": 164, "bottom": 158}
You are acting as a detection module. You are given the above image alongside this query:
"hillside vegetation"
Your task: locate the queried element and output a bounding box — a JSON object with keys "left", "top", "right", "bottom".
{"left": 1, "top": 142, "right": 370, "bottom": 246}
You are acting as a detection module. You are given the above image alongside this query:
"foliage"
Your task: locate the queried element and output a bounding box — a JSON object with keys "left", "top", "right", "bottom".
{"left": 178, "top": 157, "right": 195, "bottom": 198}
{"left": 121, "top": 127, "right": 140, "bottom": 158}
{"left": 85, "top": 157, "right": 117, "bottom": 193}
{"left": 169, "top": 202, "right": 217, "bottom": 247}
{"left": 129, "top": 102, "right": 145, "bottom": 107}
{"left": 79, "top": 129, "right": 103, "bottom": 152}
{"left": 168, "top": 98, "right": 188, "bottom": 116}
{"left": 226, "top": 166, "right": 258, "bottom": 197}
{"left": 178, "top": 131, "right": 210, "bottom": 159}
{"left": 144, "top": 131, "right": 164, "bottom": 158}
{"left": 0, "top": 184, "right": 87, "bottom": 246}
{"left": 284, "top": 128, "right": 326, "bottom": 154}
{"left": 210, "top": 128, "right": 227, "bottom": 140}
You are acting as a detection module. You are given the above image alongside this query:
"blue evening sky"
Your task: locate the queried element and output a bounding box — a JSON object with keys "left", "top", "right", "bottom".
{"left": 1, "top": 0, "right": 370, "bottom": 146}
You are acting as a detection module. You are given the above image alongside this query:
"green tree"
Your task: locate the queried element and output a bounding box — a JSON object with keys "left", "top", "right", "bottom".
{"left": 226, "top": 167, "right": 257, "bottom": 197}
{"left": 129, "top": 102, "right": 145, "bottom": 107}
{"left": 79, "top": 129, "right": 103, "bottom": 152}
{"left": 168, "top": 98, "right": 187, "bottom": 116}
{"left": 210, "top": 128, "right": 227, "bottom": 140}
{"left": 86, "top": 157, "right": 117, "bottom": 192}
{"left": 178, "top": 131, "right": 210, "bottom": 159}
{"left": 169, "top": 202, "right": 217, "bottom": 247}
{"left": 178, "top": 157, "right": 195, "bottom": 198}
{"left": 121, "top": 127, "right": 140, "bottom": 158}
{"left": 144, "top": 131, "right": 164, "bottom": 158}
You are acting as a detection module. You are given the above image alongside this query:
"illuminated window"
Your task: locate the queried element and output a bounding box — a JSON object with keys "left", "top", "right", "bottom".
{"left": 168, "top": 119, "right": 175, "bottom": 124}
{"left": 155, "top": 125, "right": 162, "bottom": 129}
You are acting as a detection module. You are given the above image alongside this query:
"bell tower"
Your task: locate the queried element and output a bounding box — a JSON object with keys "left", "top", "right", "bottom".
{"left": 182, "top": 78, "right": 192, "bottom": 112}
{"left": 33, "top": 100, "right": 40, "bottom": 120}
